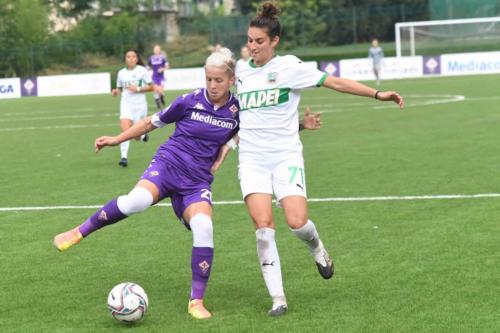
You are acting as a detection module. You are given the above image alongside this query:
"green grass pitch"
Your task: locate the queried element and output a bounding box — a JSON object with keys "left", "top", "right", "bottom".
{"left": 1, "top": 74, "right": 499, "bottom": 332}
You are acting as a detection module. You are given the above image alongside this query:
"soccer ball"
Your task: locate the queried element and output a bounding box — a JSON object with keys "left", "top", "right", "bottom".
{"left": 107, "top": 282, "right": 149, "bottom": 322}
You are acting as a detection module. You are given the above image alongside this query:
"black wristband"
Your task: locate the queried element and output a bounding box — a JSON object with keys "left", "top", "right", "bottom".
{"left": 374, "top": 91, "right": 380, "bottom": 100}
{"left": 299, "top": 123, "right": 305, "bottom": 131}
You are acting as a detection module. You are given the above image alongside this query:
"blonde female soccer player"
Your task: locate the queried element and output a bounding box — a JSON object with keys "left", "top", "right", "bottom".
{"left": 54, "top": 48, "right": 240, "bottom": 319}
{"left": 213, "top": 2, "right": 404, "bottom": 317}
{"left": 112, "top": 49, "right": 153, "bottom": 167}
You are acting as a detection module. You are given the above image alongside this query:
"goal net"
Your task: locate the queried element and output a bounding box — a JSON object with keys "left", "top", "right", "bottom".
{"left": 395, "top": 17, "right": 500, "bottom": 57}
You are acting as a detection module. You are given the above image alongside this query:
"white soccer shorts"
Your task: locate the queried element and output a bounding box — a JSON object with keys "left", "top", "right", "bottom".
{"left": 238, "top": 156, "right": 307, "bottom": 202}
{"left": 120, "top": 102, "right": 148, "bottom": 122}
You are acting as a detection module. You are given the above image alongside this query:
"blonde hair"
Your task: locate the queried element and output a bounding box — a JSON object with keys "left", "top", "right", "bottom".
{"left": 205, "top": 47, "right": 236, "bottom": 74}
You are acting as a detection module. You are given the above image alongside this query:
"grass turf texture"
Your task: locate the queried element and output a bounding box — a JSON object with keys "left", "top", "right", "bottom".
{"left": 1, "top": 74, "right": 499, "bottom": 332}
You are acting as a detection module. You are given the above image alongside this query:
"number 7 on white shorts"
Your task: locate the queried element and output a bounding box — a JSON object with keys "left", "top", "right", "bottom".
{"left": 288, "top": 166, "right": 305, "bottom": 186}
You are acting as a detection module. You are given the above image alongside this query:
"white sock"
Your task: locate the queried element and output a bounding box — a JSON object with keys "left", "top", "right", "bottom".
{"left": 292, "top": 220, "right": 331, "bottom": 267}
{"left": 256, "top": 228, "right": 286, "bottom": 305}
{"left": 117, "top": 187, "right": 154, "bottom": 216}
{"left": 291, "top": 219, "right": 321, "bottom": 254}
{"left": 189, "top": 213, "right": 214, "bottom": 248}
{"left": 120, "top": 140, "right": 130, "bottom": 159}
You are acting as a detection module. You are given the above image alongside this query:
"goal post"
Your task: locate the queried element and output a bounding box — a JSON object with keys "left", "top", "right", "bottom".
{"left": 395, "top": 17, "right": 500, "bottom": 57}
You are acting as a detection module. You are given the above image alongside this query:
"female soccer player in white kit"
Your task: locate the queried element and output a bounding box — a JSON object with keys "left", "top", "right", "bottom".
{"left": 112, "top": 49, "right": 153, "bottom": 167}
{"left": 214, "top": 2, "right": 404, "bottom": 316}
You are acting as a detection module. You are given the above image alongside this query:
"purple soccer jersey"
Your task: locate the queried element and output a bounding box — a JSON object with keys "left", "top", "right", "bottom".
{"left": 142, "top": 88, "right": 239, "bottom": 219}
{"left": 148, "top": 54, "right": 168, "bottom": 85}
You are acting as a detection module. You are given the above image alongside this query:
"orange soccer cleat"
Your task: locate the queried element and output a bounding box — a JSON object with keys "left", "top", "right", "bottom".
{"left": 188, "top": 299, "right": 212, "bottom": 319}
{"left": 53, "top": 227, "right": 83, "bottom": 252}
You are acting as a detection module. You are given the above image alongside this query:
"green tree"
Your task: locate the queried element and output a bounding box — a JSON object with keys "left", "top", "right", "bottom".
{"left": 64, "top": 11, "right": 154, "bottom": 57}
{"left": 101, "top": 13, "right": 143, "bottom": 55}
{"left": 276, "top": 0, "right": 329, "bottom": 48}
{"left": 0, "top": 0, "right": 10, "bottom": 76}
{"left": 2, "top": 0, "right": 49, "bottom": 76}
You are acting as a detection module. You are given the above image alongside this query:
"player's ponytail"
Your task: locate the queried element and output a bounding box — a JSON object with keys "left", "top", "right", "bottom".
{"left": 250, "top": 2, "right": 281, "bottom": 39}
{"left": 205, "top": 47, "right": 236, "bottom": 75}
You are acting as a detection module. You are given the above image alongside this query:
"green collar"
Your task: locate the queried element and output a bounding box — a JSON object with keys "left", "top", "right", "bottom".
{"left": 249, "top": 56, "right": 276, "bottom": 68}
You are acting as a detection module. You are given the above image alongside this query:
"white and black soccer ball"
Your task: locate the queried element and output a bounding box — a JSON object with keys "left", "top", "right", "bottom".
{"left": 107, "top": 282, "right": 148, "bottom": 322}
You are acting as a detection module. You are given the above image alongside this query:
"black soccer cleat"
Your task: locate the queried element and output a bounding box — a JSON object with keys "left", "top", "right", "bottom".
{"left": 315, "top": 249, "right": 334, "bottom": 279}
{"left": 142, "top": 133, "right": 149, "bottom": 142}
{"left": 154, "top": 98, "right": 162, "bottom": 110}
{"left": 118, "top": 157, "right": 128, "bottom": 167}
{"left": 268, "top": 304, "right": 288, "bottom": 317}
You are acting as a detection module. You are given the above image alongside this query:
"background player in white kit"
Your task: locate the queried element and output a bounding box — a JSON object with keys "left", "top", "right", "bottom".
{"left": 214, "top": 2, "right": 404, "bottom": 317}
{"left": 112, "top": 49, "right": 153, "bottom": 167}
{"left": 368, "top": 38, "right": 384, "bottom": 86}
{"left": 235, "top": 45, "right": 250, "bottom": 74}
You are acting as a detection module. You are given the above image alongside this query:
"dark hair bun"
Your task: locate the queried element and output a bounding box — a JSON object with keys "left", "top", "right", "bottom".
{"left": 260, "top": 2, "right": 280, "bottom": 19}
{"left": 250, "top": 1, "right": 282, "bottom": 38}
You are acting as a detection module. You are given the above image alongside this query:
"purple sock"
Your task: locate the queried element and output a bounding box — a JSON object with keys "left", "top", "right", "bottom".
{"left": 190, "top": 247, "right": 214, "bottom": 300}
{"left": 78, "top": 198, "right": 127, "bottom": 237}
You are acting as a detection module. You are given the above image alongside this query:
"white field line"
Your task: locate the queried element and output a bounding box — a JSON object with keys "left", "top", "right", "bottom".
{"left": 1, "top": 193, "right": 499, "bottom": 212}
{"left": 373, "top": 94, "right": 465, "bottom": 109}
{"left": 0, "top": 107, "right": 118, "bottom": 117}
{"left": 306, "top": 102, "right": 384, "bottom": 108}
{"left": 0, "top": 123, "right": 117, "bottom": 132}
{"left": 0, "top": 113, "right": 117, "bottom": 122}
{"left": 306, "top": 94, "right": 460, "bottom": 105}
{"left": 303, "top": 94, "right": 466, "bottom": 114}
{"left": 461, "top": 96, "right": 500, "bottom": 102}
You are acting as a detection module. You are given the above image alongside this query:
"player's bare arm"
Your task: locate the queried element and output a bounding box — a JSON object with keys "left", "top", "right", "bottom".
{"left": 211, "top": 133, "right": 239, "bottom": 174}
{"left": 322, "top": 75, "right": 404, "bottom": 109}
{"left": 95, "top": 116, "right": 157, "bottom": 153}
{"left": 111, "top": 87, "right": 121, "bottom": 96}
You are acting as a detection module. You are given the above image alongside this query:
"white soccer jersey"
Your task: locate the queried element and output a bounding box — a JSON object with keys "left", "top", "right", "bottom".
{"left": 235, "top": 55, "right": 327, "bottom": 158}
{"left": 116, "top": 65, "right": 152, "bottom": 105}
{"left": 368, "top": 47, "right": 384, "bottom": 66}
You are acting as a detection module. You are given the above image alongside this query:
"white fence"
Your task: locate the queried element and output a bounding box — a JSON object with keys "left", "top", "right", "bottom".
{"left": 0, "top": 73, "right": 111, "bottom": 99}
{"left": 338, "top": 56, "right": 423, "bottom": 81}
{"left": 0, "top": 78, "right": 22, "bottom": 99}
{"left": 321, "top": 51, "right": 500, "bottom": 81}
{"left": 37, "top": 73, "right": 111, "bottom": 97}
